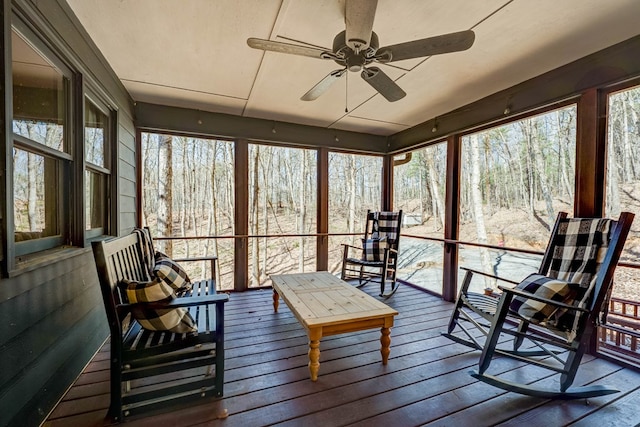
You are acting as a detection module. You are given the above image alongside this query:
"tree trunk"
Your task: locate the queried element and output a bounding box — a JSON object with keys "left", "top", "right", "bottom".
{"left": 469, "top": 134, "right": 494, "bottom": 287}
{"left": 157, "top": 135, "right": 173, "bottom": 255}
{"left": 348, "top": 154, "right": 358, "bottom": 244}
{"left": 250, "top": 146, "right": 261, "bottom": 285}
{"left": 299, "top": 151, "right": 307, "bottom": 271}
{"left": 425, "top": 147, "right": 445, "bottom": 228}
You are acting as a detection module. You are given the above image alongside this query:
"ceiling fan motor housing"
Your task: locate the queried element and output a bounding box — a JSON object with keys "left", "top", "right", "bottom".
{"left": 333, "top": 30, "right": 379, "bottom": 72}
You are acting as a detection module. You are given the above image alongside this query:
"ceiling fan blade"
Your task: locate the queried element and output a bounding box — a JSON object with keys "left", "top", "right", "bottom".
{"left": 345, "top": 0, "right": 378, "bottom": 52}
{"left": 361, "top": 67, "right": 406, "bottom": 102}
{"left": 247, "top": 38, "right": 330, "bottom": 59}
{"left": 301, "top": 69, "right": 346, "bottom": 101}
{"left": 377, "top": 30, "right": 475, "bottom": 63}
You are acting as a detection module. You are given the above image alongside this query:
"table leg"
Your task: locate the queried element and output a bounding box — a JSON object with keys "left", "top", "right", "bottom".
{"left": 273, "top": 289, "right": 279, "bottom": 313}
{"left": 308, "top": 328, "right": 322, "bottom": 381}
{"left": 380, "top": 326, "right": 391, "bottom": 365}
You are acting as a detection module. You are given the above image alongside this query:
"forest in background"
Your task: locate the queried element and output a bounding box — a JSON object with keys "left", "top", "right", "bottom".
{"left": 140, "top": 86, "right": 639, "bottom": 294}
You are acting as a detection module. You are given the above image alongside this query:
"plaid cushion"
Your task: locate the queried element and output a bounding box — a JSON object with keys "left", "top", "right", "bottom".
{"left": 548, "top": 218, "right": 612, "bottom": 336}
{"left": 362, "top": 237, "right": 387, "bottom": 262}
{"left": 374, "top": 211, "right": 401, "bottom": 243}
{"left": 510, "top": 273, "right": 579, "bottom": 325}
{"left": 131, "top": 305, "right": 197, "bottom": 333}
{"left": 121, "top": 278, "right": 176, "bottom": 303}
{"left": 154, "top": 251, "right": 192, "bottom": 294}
{"left": 132, "top": 228, "right": 155, "bottom": 275}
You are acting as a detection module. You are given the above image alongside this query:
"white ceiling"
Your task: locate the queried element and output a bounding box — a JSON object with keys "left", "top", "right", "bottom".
{"left": 66, "top": 0, "right": 640, "bottom": 136}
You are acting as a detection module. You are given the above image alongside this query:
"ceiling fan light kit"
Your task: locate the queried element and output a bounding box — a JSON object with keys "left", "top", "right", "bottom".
{"left": 247, "top": 0, "right": 475, "bottom": 103}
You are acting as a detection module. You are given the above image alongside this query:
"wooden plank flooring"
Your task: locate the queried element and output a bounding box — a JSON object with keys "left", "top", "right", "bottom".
{"left": 44, "top": 283, "right": 640, "bottom": 427}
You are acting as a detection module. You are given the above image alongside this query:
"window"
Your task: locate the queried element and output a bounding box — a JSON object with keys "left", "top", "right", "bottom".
{"left": 605, "top": 85, "right": 640, "bottom": 301}
{"left": 84, "top": 96, "right": 111, "bottom": 238}
{"left": 328, "top": 152, "right": 382, "bottom": 272}
{"left": 459, "top": 105, "right": 577, "bottom": 290}
{"left": 393, "top": 143, "right": 447, "bottom": 294}
{"left": 12, "top": 27, "right": 71, "bottom": 256}
{"left": 247, "top": 144, "right": 317, "bottom": 287}
{"left": 141, "top": 133, "right": 235, "bottom": 289}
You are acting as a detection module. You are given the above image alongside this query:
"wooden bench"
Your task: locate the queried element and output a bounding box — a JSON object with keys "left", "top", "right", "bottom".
{"left": 92, "top": 233, "right": 229, "bottom": 421}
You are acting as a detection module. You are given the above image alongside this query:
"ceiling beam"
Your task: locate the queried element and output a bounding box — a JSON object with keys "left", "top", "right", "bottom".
{"left": 135, "top": 102, "right": 388, "bottom": 154}
{"left": 389, "top": 34, "right": 640, "bottom": 152}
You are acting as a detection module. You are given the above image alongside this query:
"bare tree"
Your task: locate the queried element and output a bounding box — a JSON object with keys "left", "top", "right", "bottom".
{"left": 157, "top": 134, "right": 173, "bottom": 255}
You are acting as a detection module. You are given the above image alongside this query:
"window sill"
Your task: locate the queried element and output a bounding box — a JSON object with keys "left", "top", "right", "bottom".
{"left": 10, "top": 246, "right": 92, "bottom": 278}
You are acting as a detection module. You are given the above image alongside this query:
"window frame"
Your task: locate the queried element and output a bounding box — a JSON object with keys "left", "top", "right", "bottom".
{"left": 10, "top": 21, "right": 74, "bottom": 261}
{"left": 83, "top": 90, "right": 114, "bottom": 240}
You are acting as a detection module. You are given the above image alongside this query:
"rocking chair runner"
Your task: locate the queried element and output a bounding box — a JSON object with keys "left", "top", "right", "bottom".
{"left": 341, "top": 210, "right": 403, "bottom": 298}
{"left": 443, "top": 211, "right": 634, "bottom": 399}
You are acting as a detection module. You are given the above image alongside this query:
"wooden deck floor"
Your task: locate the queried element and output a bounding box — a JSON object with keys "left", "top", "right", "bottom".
{"left": 44, "top": 283, "right": 640, "bottom": 427}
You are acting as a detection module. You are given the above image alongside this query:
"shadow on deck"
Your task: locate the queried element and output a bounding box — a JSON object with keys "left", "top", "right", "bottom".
{"left": 44, "top": 283, "right": 640, "bottom": 427}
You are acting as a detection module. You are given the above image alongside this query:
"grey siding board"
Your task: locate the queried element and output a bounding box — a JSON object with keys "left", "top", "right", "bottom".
{"left": 0, "top": 251, "right": 108, "bottom": 427}
{"left": 119, "top": 212, "right": 137, "bottom": 236}
{"left": 1, "top": 2, "right": 136, "bottom": 426}
{"left": 119, "top": 177, "right": 137, "bottom": 198}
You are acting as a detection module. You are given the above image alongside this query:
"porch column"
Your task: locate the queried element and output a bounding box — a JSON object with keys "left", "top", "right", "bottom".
{"left": 316, "top": 147, "right": 328, "bottom": 271}
{"left": 442, "top": 134, "right": 461, "bottom": 302}
{"left": 234, "top": 139, "right": 249, "bottom": 291}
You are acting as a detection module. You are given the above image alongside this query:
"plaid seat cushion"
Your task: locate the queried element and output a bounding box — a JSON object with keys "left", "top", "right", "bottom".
{"left": 509, "top": 273, "right": 579, "bottom": 325}
{"left": 362, "top": 237, "right": 387, "bottom": 262}
{"left": 154, "top": 251, "right": 192, "bottom": 294}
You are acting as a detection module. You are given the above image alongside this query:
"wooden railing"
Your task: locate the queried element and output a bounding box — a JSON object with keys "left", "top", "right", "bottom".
{"left": 598, "top": 296, "right": 640, "bottom": 366}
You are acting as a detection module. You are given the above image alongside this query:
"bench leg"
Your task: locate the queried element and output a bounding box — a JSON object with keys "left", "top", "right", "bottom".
{"left": 273, "top": 289, "right": 279, "bottom": 312}
{"left": 308, "top": 328, "right": 322, "bottom": 381}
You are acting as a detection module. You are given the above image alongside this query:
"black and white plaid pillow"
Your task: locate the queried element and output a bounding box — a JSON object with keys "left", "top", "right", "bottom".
{"left": 362, "top": 237, "right": 387, "bottom": 262}
{"left": 509, "top": 273, "right": 578, "bottom": 325}
{"left": 154, "top": 251, "right": 192, "bottom": 294}
{"left": 121, "top": 278, "right": 175, "bottom": 303}
{"left": 131, "top": 305, "right": 197, "bottom": 333}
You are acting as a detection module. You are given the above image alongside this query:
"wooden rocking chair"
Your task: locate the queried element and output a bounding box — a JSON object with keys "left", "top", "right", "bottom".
{"left": 341, "top": 210, "right": 403, "bottom": 298}
{"left": 443, "top": 211, "right": 634, "bottom": 399}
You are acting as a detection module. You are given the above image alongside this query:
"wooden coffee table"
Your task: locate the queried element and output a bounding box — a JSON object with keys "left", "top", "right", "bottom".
{"left": 270, "top": 271, "right": 398, "bottom": 381}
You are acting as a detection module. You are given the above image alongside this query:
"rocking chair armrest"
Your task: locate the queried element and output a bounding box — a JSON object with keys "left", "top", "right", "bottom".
{"left": 459, "top": 267, "right": 520, "bottom": 286}
{"left": 341, "top": 243, "right": 363, "bottom": 257}
{"left": 498, "top": 285, "right": 589, "bottom": 313}
{"left": 341, "top": 243, "right": 362, "bottom": 250}
{"left": 172, "top": 255, "right": 218, "bottom": 263}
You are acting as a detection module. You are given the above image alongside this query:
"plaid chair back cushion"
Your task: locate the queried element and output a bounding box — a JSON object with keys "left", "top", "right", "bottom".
{"left": 517, "top": 217, "right": 613, "bottom": 339}
{"left": 372, "top": 211, "right": 401, "bottom": 244}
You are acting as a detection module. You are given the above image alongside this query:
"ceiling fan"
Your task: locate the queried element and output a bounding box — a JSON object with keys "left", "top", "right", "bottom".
{"left": 247, "top": 0, "right": 475, "bottom": 102}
